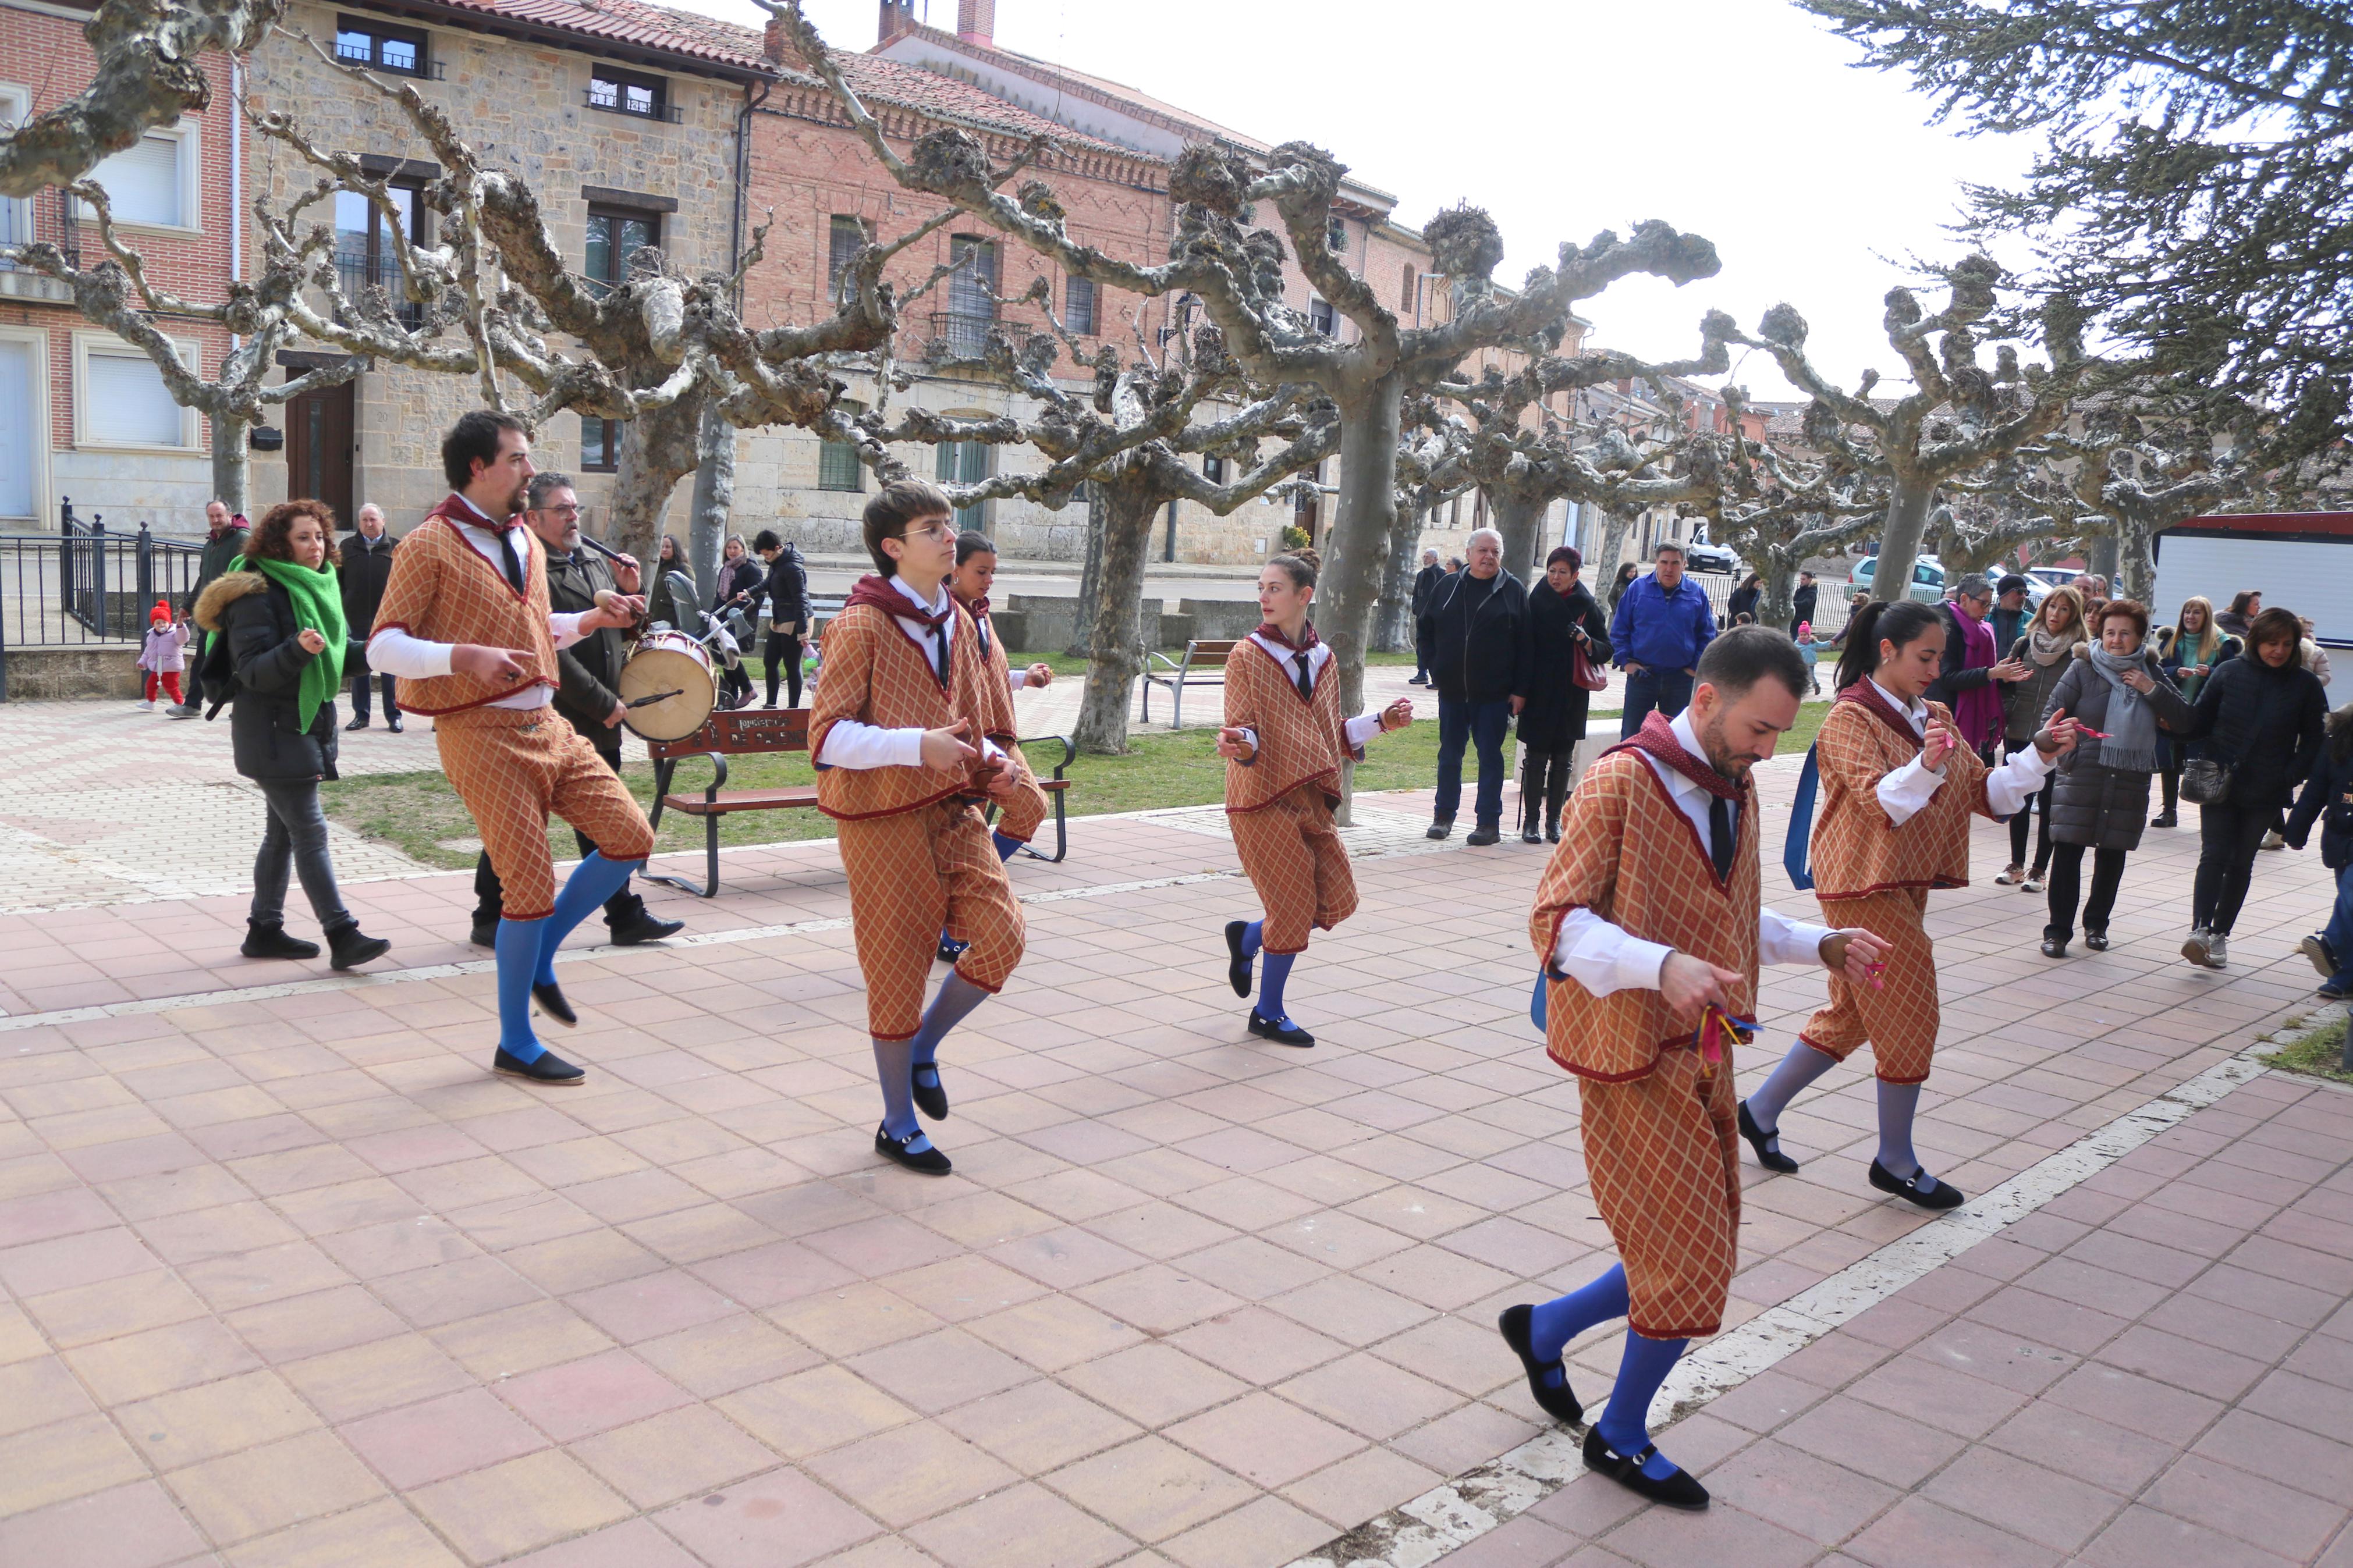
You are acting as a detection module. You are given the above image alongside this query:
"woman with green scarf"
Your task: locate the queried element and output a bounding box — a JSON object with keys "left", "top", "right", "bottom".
{"left": 192, "top": 500, "right": 390, "bottom": 970}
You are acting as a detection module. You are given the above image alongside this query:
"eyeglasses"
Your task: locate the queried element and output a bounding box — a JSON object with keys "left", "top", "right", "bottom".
{"left": 899, "top": 520, "right": 956, "bottom": 543}
{"left": 536, "top": 504, "right": 581, "bottom": 518}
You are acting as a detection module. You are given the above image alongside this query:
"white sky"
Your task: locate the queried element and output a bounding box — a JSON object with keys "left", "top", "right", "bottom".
{"left": 677, "top": 0, "right": 2044, "bottom": 400}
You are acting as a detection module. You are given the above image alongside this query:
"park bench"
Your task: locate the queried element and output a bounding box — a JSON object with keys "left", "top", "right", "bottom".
{"left": 1141, "top": 638, "right": 1239, "bottom": 730}
{"left": 643, "top": 707, "right": 1077, "bottom": 897}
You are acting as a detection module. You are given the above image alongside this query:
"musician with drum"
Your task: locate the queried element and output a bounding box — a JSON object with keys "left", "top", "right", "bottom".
{"left": 464, "top": 471, "right": 685, "bottom": 952}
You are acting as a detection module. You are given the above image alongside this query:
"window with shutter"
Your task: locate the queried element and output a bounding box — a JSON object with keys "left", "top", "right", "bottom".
{"left": 828, "top": 216, "right": 868, "bottom": 305}
{"left": 934, "top": 435, "right": 992, "bottom": 531}
{"left": 84, "top": 133, "right": 184, "bottom": 227}
{"left": 580, "top": 415, "right": 617, "bottom": 472}
{"left": 85, "top": 349, "right": 186, "bottom": 447}
{"left": 819, "top": 399, "right": 865, "bottom": 492}
{"left": 1064, "top": 275, "right": 1097, "bottom": 335}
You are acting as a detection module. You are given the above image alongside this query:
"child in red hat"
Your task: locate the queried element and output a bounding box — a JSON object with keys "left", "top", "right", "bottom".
{"left": 137, "top": 601, "right": 189, "bottom": 709}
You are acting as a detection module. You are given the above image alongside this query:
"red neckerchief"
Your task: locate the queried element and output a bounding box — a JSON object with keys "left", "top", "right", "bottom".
{"left": 1607, "top": 709, "right": 1743, "bottom": 802}
{"left": 844, "top": 574, "right": 953, "bottom": 630}
{"left": 1838, "top": 677, "right": 1926, "bottom": 748}
{"left": 1253, "top": 619, "right": 1319, "bottom": 654}
{"left": 967, "top": 595, "right": 990, "bottom": 619}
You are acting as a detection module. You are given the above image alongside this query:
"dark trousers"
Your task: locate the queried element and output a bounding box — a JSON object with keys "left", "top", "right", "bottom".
{"left": 1619, "top": 667, "right": 1694, "bottom": 738}
{"left": 2009, "top": 775, "right": 2054, "bottom": 870}
{"left": 765, "top": 634, "right": 804, "bottom": 707}
{"left": 720, "top": 662, "right": 754, "bottom": 710}
{"left": 472, "top": 734, "right": 645, "bottom": 929}
{"left": 2045, "top": 842, "right": 2127, "bottom": 941}
{"left": 2324, "top": 862, "right": 2353, "bottom": 987}
{"left": 2193, "top": 801, "right": 2274, "bottom": 934}
{"left": 251, "top": 778, "right": 349, "bottom": 930}
{"left": 348, "top": 670, "right": 399, "bottom": 720}
{"left": 180, "top": 632, "right": 211, "bottom": 710}
{"left": 1520, "top": 744, "right": 1577, "bottom": 832}
{"left": 1413, "top": 617, "right": 1433, "bottom": 680}
{"left": 1436, "top": 696, "right": 1511, "bottom": 827}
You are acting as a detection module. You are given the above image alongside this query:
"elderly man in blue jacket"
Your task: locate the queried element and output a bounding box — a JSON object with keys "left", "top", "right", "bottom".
{"left": 1609, "top": 542, "right": 1717, "bottom": 738}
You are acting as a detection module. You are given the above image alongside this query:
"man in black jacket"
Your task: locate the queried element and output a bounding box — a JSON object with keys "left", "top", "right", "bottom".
{"left": 340, "top": 504, "right": 402, "bottom": 731}
{"left": 1790, "top": 571, "right": 1818, "bottom": 638}
{"left": 1426, "top": 528, "right": 1529, "bottom": 845}
{"left": 168, "top": 500, "right": 250, "bottom": 718}
{"left": 1408, "top": 547, "right": 1444, "bottom": 686}
{"left": 467, "top": 474, "right": 684, "bottom": 949}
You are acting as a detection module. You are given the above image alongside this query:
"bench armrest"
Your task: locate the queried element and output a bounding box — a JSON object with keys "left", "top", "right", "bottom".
{"left": 1145, "top": 651, "right": 1181, "bottom": 675}
{"left": 1038, "top": 734, "right": 1076, "bottom": 781}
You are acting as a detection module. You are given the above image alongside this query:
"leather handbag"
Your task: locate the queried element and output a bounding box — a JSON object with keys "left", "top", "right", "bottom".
{"left": 1570, "top": 639, "right": 1608, "bottom": 692}
{"left": 2180, "top": 755, "right": 2233, "bottom": 806}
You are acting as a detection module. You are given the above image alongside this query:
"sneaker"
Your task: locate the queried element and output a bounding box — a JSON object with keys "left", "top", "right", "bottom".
{"left": 164, "top": 703, "right": 198, "bottom": 720}
{"left": 240, "top": 921, "right": 319, "bottom": 960}
{"left": 2151, "top": 812, "right": 2178, "bottom": 829}
{"left": 2182, "top": 927, "right": 2224, "bottom": 969}
{"left": 137, "top": 699, "right": 154, "bottom": 710}
{"left": 2208, "top": 931, "right": 2229, "bottom": 968}
{"left": 2302, "top": 934, "right": 2338, "bottom": 978}
{"left": 2320, "top": 980, "right": 2351, "bottom": 1001}
{"left": 2262, "top": 830, "right": 2287, "bottom": 851}
{"left": 2022, "top": 872, "right": 2046, "bottom": 894}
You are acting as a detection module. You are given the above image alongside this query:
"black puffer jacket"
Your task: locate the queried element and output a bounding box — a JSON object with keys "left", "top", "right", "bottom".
{"left": 760, "top": 542, "right": 810, "bottom": 625}
{"left": 2182, "top": 652, "right": 2327, "bottom": 812}
{"left": 338, "top": 531, "right": 398, "bottom": 639}
{"left": 1428, "top": 567, "right": 1530, "bottom": 706}
{"left": 2287, "top": 706, "right": 2353, "bottom": 869}
{"left": 1517, "top": 579, "right": 1610, "bottom": 750}
{"left": 2038, "top": 648, "right": 2191, "bottom": 852}
{"left": 193, "top": 573, "right": 340, "bottom": 783}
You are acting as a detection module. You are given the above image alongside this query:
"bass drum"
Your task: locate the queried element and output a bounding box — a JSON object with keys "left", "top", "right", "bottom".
{"left": 617, "top": 630, "right": 717, "bottom": 742}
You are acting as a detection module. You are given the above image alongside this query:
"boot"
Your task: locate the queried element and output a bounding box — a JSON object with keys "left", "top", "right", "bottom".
{"left": 1546, "top": 759, "right": 1571, "bottom": 844}
{"left": 242, "top": 921, "right": 320, "bottom": 960}
{"left": 1519, "top": 765, "right": 1544, "bottom": 844}
{"left": 324, "top": 920, "right": 391, "bottom": 971}
{"left": 2152, "top": 769, "right": 2178, "bottom": 829}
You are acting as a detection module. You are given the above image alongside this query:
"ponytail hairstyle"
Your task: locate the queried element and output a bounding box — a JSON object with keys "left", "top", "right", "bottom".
{"left": 1833, "top": 598, "right": 1942, "bottom": 692}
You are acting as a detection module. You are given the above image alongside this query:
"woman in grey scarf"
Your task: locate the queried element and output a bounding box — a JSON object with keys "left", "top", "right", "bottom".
{"left": 2037, "top": 599, "right": 2194, "bottom": 956}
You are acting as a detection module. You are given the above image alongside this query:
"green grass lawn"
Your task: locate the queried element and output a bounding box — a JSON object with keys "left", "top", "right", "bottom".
{"left": 319, "top": 670, "right": 1830, "bottom": 870}
{"left": 2263, "top": 1013, "right": 2353, "bottom": 1086}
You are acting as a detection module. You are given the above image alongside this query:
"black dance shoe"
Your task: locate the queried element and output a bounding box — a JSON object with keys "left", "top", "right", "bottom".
{"left": 494, "top": 1047, "right": 584, "bottom": 1085}
{"left": 911, "top": 1062, "right": 949, "bottom": 1121}
{"left": 1496, "top": 1304, "right": 1583, "bottom": 1426}
{"left": 1225, "top": 920, "right": 1254, "bottom": 998}
{"left": 1869, "top": 1158, "right": 1965, "bottom": 1210}
{"left": 1737, "top": 1100, "right": 1799, "bottom": 1174}
{"left": 531, "top": 981, "right": 577, "bottom": 1027}
{"left": 1582, "top": 1428, "right": 1709, "bottom": 1510}
{"left": 1247, "top": 1011, "right": 1315, "bottom": 1048}
{"left": 875, "top": 1123, "right": 952, "bottom": 1175}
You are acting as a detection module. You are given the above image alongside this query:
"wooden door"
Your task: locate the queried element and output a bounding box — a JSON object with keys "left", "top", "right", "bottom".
{"left": 285, "top": 381, "right": 355, "bottom": 528}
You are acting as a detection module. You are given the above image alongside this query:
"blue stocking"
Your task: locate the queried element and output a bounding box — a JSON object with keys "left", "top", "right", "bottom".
{"left": 1741, "top": 1040, "right": 1837, "bottom": 1159}
{"left": 1240, "top": 919, "right": 1264, "bottom": 960}
{"left": 1597, "top": 1330, "right": 1690, "bottom": 1480}
{"left": 1526, "top": 1264, "right": 1627, "bottom": 1396}
{"left": 872, "top": 1036, "right": 931, "bottom": 1151}
{"left": 1876, "top": 1079, "right": 1943, "bottom": 1194}
{"left": 537, "top": 851, "right": 640, "bottom": 984}
{"left": 908, "top": 972, "right": 991, "bottom": 1108}
{"left": 494, "top": 918, "right": 548, "bottom": 1062}
{"left": 991, "top": 830, "right": 1022, "bottom": 862}
{"left": 1257, "top": 949, "right": 1297, "bottom": 1023}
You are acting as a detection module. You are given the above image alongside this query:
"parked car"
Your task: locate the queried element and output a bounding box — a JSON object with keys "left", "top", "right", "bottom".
{"left": 1852, "top": 556, "right": 2047, "bottom": 610}
{"left": 1683, "top": 539, "right": 1740, "bottom": 574}
{"left": 2024, "top": 567, "right": 2078, "bottom": 592}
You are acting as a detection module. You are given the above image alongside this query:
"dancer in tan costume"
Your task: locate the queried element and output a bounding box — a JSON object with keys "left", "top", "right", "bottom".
{"left": 364, "top": 412, "right": 652, "bottom": 1086}
{"left": 1500, "top": 627, "right": 1891, "bottom": 1510}
{"left": 1215, "top": 554, "right": 1414, "bottom": 1047}
{"left": 811, "top": 482, "right": 1035, "bottom": 1175}
{"left": 1741, "top": 599, "right": 2078, "bottom": 1208}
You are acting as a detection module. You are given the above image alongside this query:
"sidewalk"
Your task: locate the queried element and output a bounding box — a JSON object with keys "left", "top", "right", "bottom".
{"left": 0, "top": 728, "right": 2342, "bottom": 1567}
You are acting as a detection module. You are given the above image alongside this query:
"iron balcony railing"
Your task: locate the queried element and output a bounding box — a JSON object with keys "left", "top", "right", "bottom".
{"left": 928, "top": 311, "right": 1035, "bottom": 361}
{"left": 0, "top": 187, "right": 80, "bottom": 304}
{"left": 0, "top": 500, "right": 207, "bottom": 700}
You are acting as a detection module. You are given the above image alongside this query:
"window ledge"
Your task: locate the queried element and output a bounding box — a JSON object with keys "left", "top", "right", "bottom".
{"left": 74, "top": 440, "right": 204, "bottom": 456}
{"left": 84, "top": 220, "right": 204, "bottom": 240}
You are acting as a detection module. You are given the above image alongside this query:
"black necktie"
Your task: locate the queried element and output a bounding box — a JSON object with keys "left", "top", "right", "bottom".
{"left": 496, "top": 526, "right": 526, "bottom": 596}
{"left": 976, "top": 616, "right": 991, "bottom": 657}
{"left": 1709, "top": 794, "right": 1735, "bottom": 880}
{"left": 1294, "top": 650, "right": 1314, "bottom": 701}
{"left": 932, "top": 624, "right": 949, "bottom": 687}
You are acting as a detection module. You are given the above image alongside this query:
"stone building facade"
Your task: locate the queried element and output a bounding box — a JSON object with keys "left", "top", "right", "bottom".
{"left": 1, "top": 0, "right": 240, "bottom": 531}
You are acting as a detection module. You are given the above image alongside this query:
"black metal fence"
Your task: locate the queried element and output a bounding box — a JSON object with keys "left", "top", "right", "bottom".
{"left": 0, "top": 500, "right": 206, "bottom": 701}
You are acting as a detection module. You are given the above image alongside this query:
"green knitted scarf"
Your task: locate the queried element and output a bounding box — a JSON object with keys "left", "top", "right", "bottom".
{"left": 242, "top": 556, "right": 347, "bottom": 730}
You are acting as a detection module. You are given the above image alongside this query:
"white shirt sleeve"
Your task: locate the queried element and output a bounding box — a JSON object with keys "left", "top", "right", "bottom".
{"left": 1233, "top": 726, "right": 1259, "bottom": 759}
{"left": 979, "top": 737, "right": 1006, "bottom": 763}
{"left": 1343, "top": 710, "right": 1384, "bottom": 748}
{"left": 1007, "top": 669, "right": 1028, "bottom": 692}
{"left": 1982, "top": 743, "right": 2055, "bottom": 816}
{"left": 365, "top": 625, "right": 454, "bottom": 680}
{"left": 1549, "top": 908, "right": 1673, "bottom": 997}
{"left": 549, "top": 611, "right": 588, "bottom": 650}
{"left": 815, "top": 720, "right": 927, "bottom": 770}
{"left": 1760, "top": 908, "right": 1836, "bottom": 967}
{"left": 1875, "top": 756, "right": 1946, "bottom": 825}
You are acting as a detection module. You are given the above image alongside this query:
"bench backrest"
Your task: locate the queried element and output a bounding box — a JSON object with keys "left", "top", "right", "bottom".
{"left": 647, "top": 705, "right": 811, "bottom": 761}
{"left": 1183, "top": 639, "right": 1241, "bottom": 670}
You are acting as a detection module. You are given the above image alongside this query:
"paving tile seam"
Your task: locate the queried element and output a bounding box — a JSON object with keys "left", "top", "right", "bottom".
{"left": 1281, "top": 1032, "right": 2291, "bottom": 1568}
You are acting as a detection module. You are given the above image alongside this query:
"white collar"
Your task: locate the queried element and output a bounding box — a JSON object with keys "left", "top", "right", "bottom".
{"left": 1869, "top": 676, "right": 1928, "bottom": 724}
{"left": 448, "top": 493, "right": 515, "bottom": 532}
{"left": 890, "top": 575, "right": 949, "bottom": 617}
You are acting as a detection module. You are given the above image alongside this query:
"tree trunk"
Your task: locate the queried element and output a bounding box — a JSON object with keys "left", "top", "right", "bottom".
{"left": 688, "top": 401, "right": 736, "bottom": 631}
{"left": 1317, "top": 370, "right": 1403, "bottom": 724}
{"left": 1494, "top": 488, "right": 1546, "bottom": 584}
{"left": 1371, "top": 498, "right": 1424, "bottom": 653}
{"left": 1760, "top": 559, "right": 1798, "bottom": 630}
{"left": 208, "top": 413, "right": 250, "bottom": 517}
{"left": 2116, "top": 521, "right": 2156, "bottom": 603}
{"left": 2087, "top": 532, "right": 2121, "bottom": 588}
{"left": 1071, "top": 483, "right": 1158, "bottom": 755}
{"left": 1872, "top": 475, "right": 1935, "bottom": 602}
{"left": 1069, "top": 484, "right": 1106, "bottom": 658}
{"left": 605, "top": 393, "right": 701, "bottom": 567}
{"left": 1599, "top": 509, "right": 1637, "bottom": 584}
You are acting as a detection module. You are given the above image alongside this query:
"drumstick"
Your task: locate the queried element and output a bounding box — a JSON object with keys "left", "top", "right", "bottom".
{"left": 624, "top": 689, "right": 686, "bottom": 709}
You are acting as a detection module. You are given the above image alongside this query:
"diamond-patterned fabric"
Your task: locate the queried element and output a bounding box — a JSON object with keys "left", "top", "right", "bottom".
{"left": 973, "top": 606, "right": 1048, "bottom": 844}
{"left": 1223, "top": 639, "right": 1358, "bottom": 814}
{"left": 1798, "top": 884, "right": 1939, "bottom": 1083}
{"left": 369, "top": 504, "right": 561, "bottom": 717}
{"left": 838, "top": 798, "right": 1024, "bottom": 1040}
{"left": 1581, "top": 1041, "right": 1741, "bottom": 1338}
{"left": 810, "top": 597, "right": 1034, "bottom": 822}
{"left": 435, "top": 707, "right": 654, "bottom": 921}
{"left": 1810, "top": 694, "right": 1992, "bottom": 897}
{"left": 1528, "top": 751, "right": 1761, "bottom": 1083}
{"left": 1230, "top": 785, "right": 1355, "bottom": 954}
